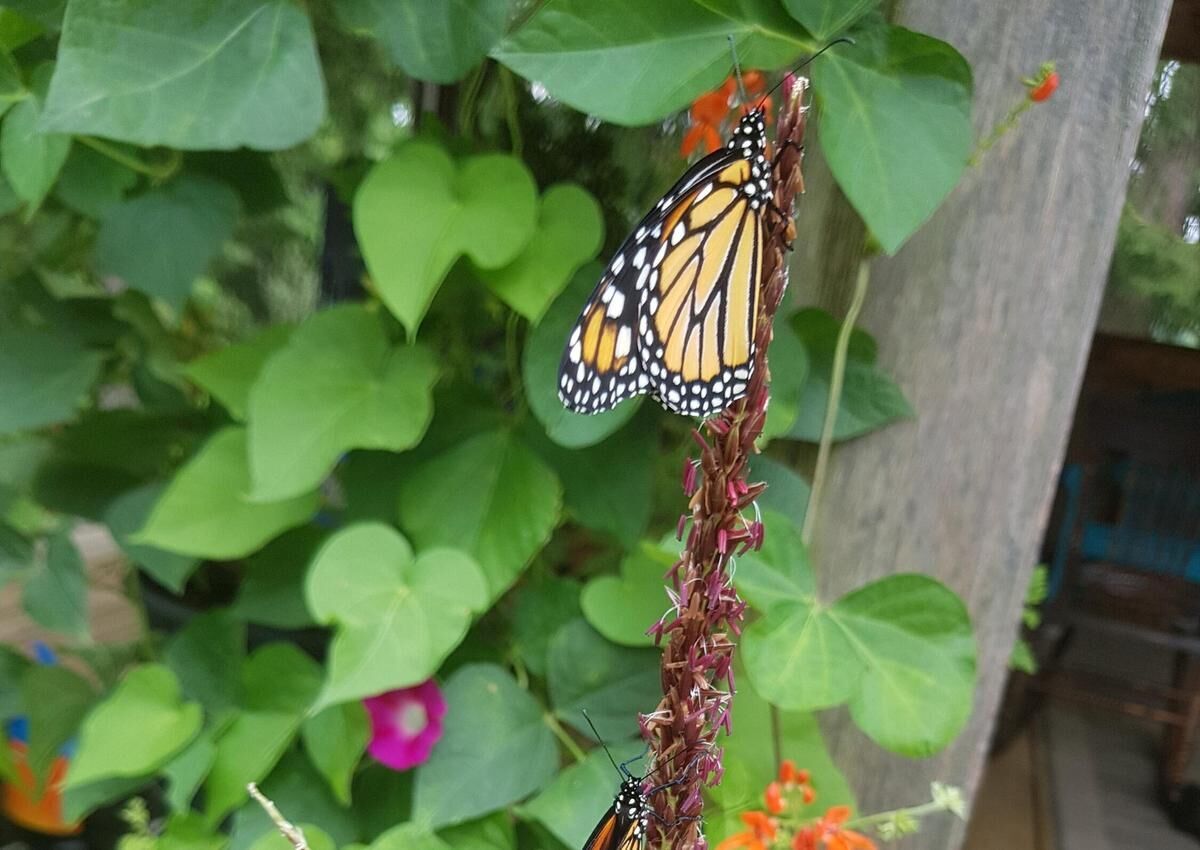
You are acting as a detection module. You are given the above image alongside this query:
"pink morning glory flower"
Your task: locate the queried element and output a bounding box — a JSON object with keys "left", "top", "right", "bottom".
{"left": 362, "top": 680, "right": 446, "bottom": 770}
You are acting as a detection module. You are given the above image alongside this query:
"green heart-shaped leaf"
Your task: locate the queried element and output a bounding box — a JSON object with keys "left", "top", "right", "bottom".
{"left": 0, "top": 326, "right": 103, "bottom": 436}
{"left": 760, "top": 317, "right": 809, "bottom": 440}
{"left": 96, "top": 175, "right": 241, "bottom": 310}
{"left": 748, "top": 455, "right": 811, "bottom": 520}
{"left": 479, "top": 183, "right": 603, "bottom": 321}
{"left": 354, "top": 142, "right": 537, "bottom": 336}
{"left": 41, "top": 0, "right": 326, "bottom": 150}
{"left": 581, "top": 541, "right": 676, "bottom": 647}
{"left": 783, "top": 0, "right": 877, "bottom": 41}
{"left": 185, "top": 324, "right": 294, "bottom": 422}
{"left": 247, "top": 305, "right": 438, "bottom": 501}
{"left": 65, "top": 664, "right": 203, "bottom": 789}
{"left": 21, "top": 529, "right": 88, "bottom": 640}
{"left": 738, "top": 514, "right": 975, "bottom": 756}
{"left": 0, "top": 64, "right": 69, "bottom": 216}
{"left": 306, "top": 523, "right": 488, "bottom": 706}
{"left": 547, "top": 619, "right": 661, "bottom": 741}
{"left": 335, "top": 0, "right": 509, "bottom": 84}
{"left": 494, "top": 0, "right": 813, "bottom": 125}
{"left": 784, "top": 308, "right": 912, "bottom": 442}
{"left": 523, "top": 265, "right": 641, "bottom": 448}
{"left": 812, "top": 25, "right": 972, "bottom": 253}
{"left": 135, "top": 427, "right": 319, "bottom": 559}
{"left": 398, "top": 430, "right": 561, "bottom": 603}
{"left": 302, "top": 701, "right": 370, "bottom": 805}
{"left": 413, "top": 664, "right": 558, "bottom": 828}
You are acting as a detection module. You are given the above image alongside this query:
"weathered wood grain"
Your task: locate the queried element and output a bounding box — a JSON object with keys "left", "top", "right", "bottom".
{"left": 786, "top": 2, "right": 1174, "bottom": 847}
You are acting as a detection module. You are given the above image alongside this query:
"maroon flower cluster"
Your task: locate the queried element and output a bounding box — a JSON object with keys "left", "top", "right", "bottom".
{"left": 641, "top": 79, "right": 811, "bottom": 850}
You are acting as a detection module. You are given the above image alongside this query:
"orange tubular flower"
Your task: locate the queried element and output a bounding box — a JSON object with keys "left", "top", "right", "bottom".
{"left": 716, "top": 810, "right": 779, "bottom": 850}
{"left": 764, "top": 781, "right": 785, "bottom": 814}
{"left": 779, "top": 760, "right": 798, "bottom": 785}
{"left": 810, "top": 806, "right": 876, "bottom": 850}
{"left": 681, "top": 71, "right": 775, "bottom": 157}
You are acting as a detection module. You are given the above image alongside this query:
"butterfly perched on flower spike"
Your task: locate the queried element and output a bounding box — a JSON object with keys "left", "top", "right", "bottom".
{"left": 558, "top": 108, "right": 772, "bottom": 419}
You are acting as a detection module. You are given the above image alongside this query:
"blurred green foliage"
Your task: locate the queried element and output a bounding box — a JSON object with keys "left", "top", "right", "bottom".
{"left": 0, "top": 1, "right": 978, "bottom": 848}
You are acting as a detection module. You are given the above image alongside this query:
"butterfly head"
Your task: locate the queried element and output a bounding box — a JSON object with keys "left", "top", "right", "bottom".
{"left": 728, "top": 108, "right": 767, "bottom": 156}
{"left": 614, "top": 776, "right": 649, "bottom": 832}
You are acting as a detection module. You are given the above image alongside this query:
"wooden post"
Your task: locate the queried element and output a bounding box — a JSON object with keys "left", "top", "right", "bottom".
{"left": 790, "top": 1, "right": 1174, "bottom": 847}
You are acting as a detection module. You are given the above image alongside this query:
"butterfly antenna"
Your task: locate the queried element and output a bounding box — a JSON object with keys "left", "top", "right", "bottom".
{"left": 727, "top": 34, "right": 750, "bottom": 105}
{"left": 756, "top": 36, "right": 856, "bottom": 109}
{"left": 581, "top": 709, "right": 624, "bottom": 777}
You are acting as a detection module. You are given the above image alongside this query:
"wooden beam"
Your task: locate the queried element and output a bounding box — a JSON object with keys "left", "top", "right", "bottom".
{"left": 788, "top": 1, "right": 1174, "bottom": 846}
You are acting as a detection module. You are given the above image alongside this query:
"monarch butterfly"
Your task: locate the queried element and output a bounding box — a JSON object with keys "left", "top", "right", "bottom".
{"left": 558, "top": 108, "right": 772, "bottom": 419}
{"left": 580, "top": 712, "right": 697, "bottom": 850}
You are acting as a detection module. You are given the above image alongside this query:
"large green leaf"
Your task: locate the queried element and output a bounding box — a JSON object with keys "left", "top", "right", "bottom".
{"left": 782, "top": 0, "right": 876, "bottom": 40}
{"left": 737, "top": 515, "right": 975, "bottom": 755}
{"left": 760, "top": 317, "right": 809, "bottom": 440}
{"left": 529, "top": 411, "right": 655, "bottom": 547}
{"left": 784, "top": 308, "right": 912, "bottom": 442}
{"left": 306, "top": 523, "right": 487, "bottom": 707}
{"left": 748, "top": 455, "right": 810, "bottom": 520}
{"left": 335, "top": 0, "right": 509, "bottom": 83}
{"left": 248, "top": 306, "right": 438, "bottom": 501}
{"left": 164, "top": 609, "right": 246, "bottom": 717}
{"left": 0, "top": 64, "right": 70, "bottom": 214}
{"left": 510, "top": 573, "right": 582, "bottom": 678}
{"left": 41, "top": 0, "right": 326, "bottom": 150}
{"left": 812, "top": 25, "right": 972, "bottom": 253}
{"left": 354, "top": 142, "right": 537, "bottom": 336}
{"left": 519, "top": 742, "right": 642, "bottom": 849}
{"left": 230, "top": 525, "right": 326, "bottom": 629}
{"left": 54, "top": 144, "right": 137, "bottom": 218}
{"left": 834, "top": 574, "right": 976, "bottom": 756}
{"left": 22, "top": 528, "right": 89, "bottom": 640}
{"left": 494, "top": 0, "right": 812, "bottom": 125}
{"left": 2, "top": 1, "right": 65, "bottom": 30}
{"left": 302, "top": 701, "right": 370, "bottom": 805}
{"left": 162, "top": 731, "right": 216, "bottom": 812}
{"left": 439, "top": 812, "right": 516, "bottom": 850}
{"left": 479, "top": 183, "right": 603, "bottom": 321}
{"left": 413, "top": 664, "right": 558, "bottom": 828}
{"left": 523, "top": 265, "right": 641, "bottom": 448}
{"left": 95, "top": 176, "right": 240, "bottom": 310}
{"left": 398, "top": 430, "right": 561, "bottom": 602}
{"left": 65, "top": 664, "right": 203, "bottom": 789}
{"left": 547, "top": 619, "right": 660, "bottom": 741}
{"left": 135, "top": 427, "right": 319, "bottom": 560}
{"left": 0, "top": 47, "right": 20, "bottom": 112}
{"left": 580, "top": 541, "right": 675, "bottom": 647}
{"left": 0, "top": 327, "right": 102, "bottom": 435}
{"left": 203, "top": 643, "right": 322, "bottom": 826}
{"left": 104, "top": 483, "right": 199, "bottom": 594}
{"left": 185, "top": 324, "right": 293, "bottom": 422}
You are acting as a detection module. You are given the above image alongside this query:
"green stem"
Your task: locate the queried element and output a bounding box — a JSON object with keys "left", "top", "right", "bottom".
{"left": 544, "top": 711, "right": 587, "bottom": 763}
{"left": 801, "top": 260, "right": 870, "bottom": 546}
{"left": 968, "top": 98, "right": 1032, "bottom": 166}
{"left": 500, "top": 68, "right": 523, "bottom": 158}
{"left": 844, "top": 799, "right": 952, "bottom": 830}
{"left": 79, "top": 136, "right": 181, "bottom": 181}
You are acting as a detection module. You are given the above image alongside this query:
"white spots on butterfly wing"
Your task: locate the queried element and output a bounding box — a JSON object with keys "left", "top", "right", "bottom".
{"left": 615, "top": 326, "right": 632, "bottom": 357}
{"left": 635, "top": 264, "right": 650, "bottom": 290}
{"left": 654, "top": 243, "right": 667, "bottom": 266}
{"left": 607, "top": 290, "right": 626, "bottom": 317}
{"left": 634, "top": 246, "right": 647, "bottom": 267}
{"left": 670, "top": 222, "right": 685, "bottom": 245}
{"left": 569, "top": 342, "right": 582, "bottom": 363}
{"left": 611, "top": 253, "right": 625, "bottom": 274}
{"left": 696, "top": 182, "right": 714, "bottom": 201}
{"left": 576, "top": 363, "right": 586, "bottom": 381}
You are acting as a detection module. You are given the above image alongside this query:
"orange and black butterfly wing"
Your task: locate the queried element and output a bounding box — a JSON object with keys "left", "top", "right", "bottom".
{"left": 582, "top": 805, "right": 643, "bottom": 850}
{"left": 557, "top": 143, "right": 744, "bottom": 415}
{"left": 558, "top": 109, "right": 771, "bottom": 419}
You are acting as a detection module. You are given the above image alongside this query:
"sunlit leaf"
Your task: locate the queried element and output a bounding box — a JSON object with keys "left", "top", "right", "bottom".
{"left": 42, "top": 0, "right": 326, "bottom": 150}
{"left": 307, "top": 523, "right": 487, "bottom": 707}
{"left": 354, "top": 142, "right": 537, "bottom": 336}
{"left": 812, "top": 25, "right": 972, "bottom": 253}
{"left": 335, "top": 0, "right": 509, "bottom": 83}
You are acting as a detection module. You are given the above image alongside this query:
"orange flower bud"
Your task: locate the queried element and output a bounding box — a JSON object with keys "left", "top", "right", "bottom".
{"left": 764, "top": 781, "right": 785, "bottom": 814}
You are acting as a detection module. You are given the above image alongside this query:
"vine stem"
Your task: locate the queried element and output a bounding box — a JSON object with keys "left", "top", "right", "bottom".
{"left": 78, "top": 136, "right": 181, "bottom": 181}
{"left": 544, "top": 712, "right": 587, "bottom": 763}
{"left": 801, "top": 260, "right": 870, "bottom": 547}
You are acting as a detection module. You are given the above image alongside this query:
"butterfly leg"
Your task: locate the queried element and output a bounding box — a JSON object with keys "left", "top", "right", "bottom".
{"left": 647, "top": 811, "right": 702, "bottom": 828}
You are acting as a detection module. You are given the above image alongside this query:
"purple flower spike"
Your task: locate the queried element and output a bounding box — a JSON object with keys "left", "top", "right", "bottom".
{"left": 363, "top": 679, "right": 446, "bottom": 771}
